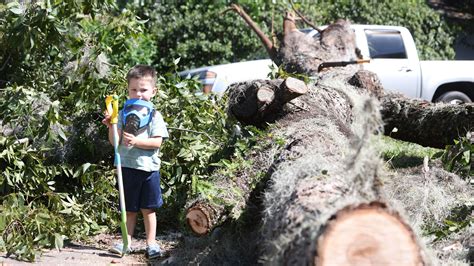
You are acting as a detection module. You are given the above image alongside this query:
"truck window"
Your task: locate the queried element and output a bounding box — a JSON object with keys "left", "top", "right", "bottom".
{"left": 365, "top": 30, "right": 407, "bottom": 59}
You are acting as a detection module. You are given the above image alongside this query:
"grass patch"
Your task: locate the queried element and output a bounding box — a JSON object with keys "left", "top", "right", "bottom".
{"left": 375, "top": 136, "right": 442, "bottom": 168}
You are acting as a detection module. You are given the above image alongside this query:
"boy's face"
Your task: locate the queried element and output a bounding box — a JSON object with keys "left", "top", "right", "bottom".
{"left": 127, "top": 77, "right": 156, "bottom": 101}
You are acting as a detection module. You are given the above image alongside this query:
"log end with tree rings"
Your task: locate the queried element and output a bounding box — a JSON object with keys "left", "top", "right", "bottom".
{"left": 257, "top": 87, "right": 275, "bottom": 104}
{"left": 283, "top": 77, "right": 308, "bottom": 95}
{"left": 315, "top": 203, "right": 424, "bottom": 266}
{"left": 186, "top": 204, "right": 213, "bottom": 235}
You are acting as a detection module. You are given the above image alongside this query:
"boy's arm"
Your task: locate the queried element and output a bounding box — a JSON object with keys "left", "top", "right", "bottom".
{"left": 123, "top": 110, "right": 167, "bottom": 149}
{"left": 122, "top": 132, "right": 162, "bottom": 149}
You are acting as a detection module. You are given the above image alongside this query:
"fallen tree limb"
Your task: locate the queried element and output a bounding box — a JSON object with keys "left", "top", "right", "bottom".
{"left": 380, "top": 94, "right": 474, "bottom": 148}
{"left": 349, "top": 69, "right": 474, "bottom": 148}
{"left": 185, "top": 136, "right": 281, "bottom": 235}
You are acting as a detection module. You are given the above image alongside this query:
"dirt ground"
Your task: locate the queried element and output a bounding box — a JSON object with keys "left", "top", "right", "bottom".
{"left": 0, "top": 231, "right": 184, "bottom": 266}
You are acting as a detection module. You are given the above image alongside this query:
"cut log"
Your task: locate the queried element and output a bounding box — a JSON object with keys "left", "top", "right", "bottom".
{"left": 186, "top": 201, "right": 220, "bottom": 235}
{"left": 228, "top": 77, "right": 308, "bottom": 125}
{"left": 252, "top": 74, "right": 429, "bottom": 264}
{"left": 256, "top": 87, "right": 275, "bottom": 104}
{"left": 280, "top": 77, "right": 309, "bottom": 102}
{"left": 316, "top": 203, "right": 423, "bottom": 265}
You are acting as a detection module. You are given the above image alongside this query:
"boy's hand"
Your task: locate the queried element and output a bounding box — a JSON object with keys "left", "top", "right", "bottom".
{"left": 102, "top": 111, "right": 112, "bottom": 128}
{"left": 122, "top": 132, "right": 138, "bottom": 147}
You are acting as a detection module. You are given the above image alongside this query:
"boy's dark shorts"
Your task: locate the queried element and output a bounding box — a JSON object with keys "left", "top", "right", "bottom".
{"left": 120, "top": 167, "right": 163, "bottom": 212}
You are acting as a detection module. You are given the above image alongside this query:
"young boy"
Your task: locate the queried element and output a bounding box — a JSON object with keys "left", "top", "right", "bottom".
{"left": 102, "top": 65, "right": 168, "bottom": 259}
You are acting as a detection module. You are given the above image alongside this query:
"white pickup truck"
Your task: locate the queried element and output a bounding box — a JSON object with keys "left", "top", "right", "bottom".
{"left": 179, "top": 25, "right": 474, "bottom": 103}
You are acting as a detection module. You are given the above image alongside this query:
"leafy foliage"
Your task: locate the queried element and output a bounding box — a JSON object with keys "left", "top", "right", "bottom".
{"left": 130, "top": 0, "right": 274, "bottom": 71}
{"left": 0, "top": 1, "right": 247, "bottom": 260}
{"left": 441, "top": 133, "right": 474, "bottom": 179}
{"left": 426, "top": 202, "right": 473, "bottom": 241}
{"left": 153, "top": 65, "right": 238, "bottom": 212}
{"left": 0, "top": 135, "right": 115, "bottom": 261}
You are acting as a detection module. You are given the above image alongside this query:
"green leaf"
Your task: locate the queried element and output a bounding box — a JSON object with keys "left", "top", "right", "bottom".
{"left": 0, "top": 215, "right": 5, "bottom": 231}
{"left": 37, "top": 213, "right": 50, "bottom": 220}
{"left": 81, "top": 163, "right": 91, "bottom": 173}
{"left": 462, "top": 150, "right": 470, "bottom": 164}
{"left": 59, "top": 208, "right": 72, "bottom": 214}
{"left": 448, "top": 226, "right": 458, "bottom": 232}
{"left": 54, "top": 233, "right": 63, "bottom": 250}
{"left": 73, "top": 168, "right": 81, "bottom": 178}
{"left": 9, "top": 7, "right": 22, "bottom": 15}
{"left": 57, "top": 127, "right": 68, "bottom": 141}
{"left": 14, "top": 160, "right": 25, "bottom": 169}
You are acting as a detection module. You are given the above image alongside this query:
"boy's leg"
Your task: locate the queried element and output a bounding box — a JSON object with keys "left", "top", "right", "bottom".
{"left": 117, "top": 168, "right": 145, "bottom": 251}
{"left": 139, "top": 171, "right": 164, "bottom": 258}
{"left": 141, "top": 208, "right": 157, "bottom": 245}
{"left": 139, "top": 171, "right": 163, "bottom": 245}
{"left": 109, "top": 210, "right": 137, "bottom": 254}
{"left": 126, "top": 211, "right": 138, "bottom": 245}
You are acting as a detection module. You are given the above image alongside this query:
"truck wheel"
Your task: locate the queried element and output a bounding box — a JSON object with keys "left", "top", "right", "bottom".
{"left": 435, "top": 91, "right": 472, "bottom": 104}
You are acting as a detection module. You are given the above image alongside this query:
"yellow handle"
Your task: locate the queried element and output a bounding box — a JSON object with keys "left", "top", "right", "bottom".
{"left": 105, "top": 95, "right": 119, "bottom": 124}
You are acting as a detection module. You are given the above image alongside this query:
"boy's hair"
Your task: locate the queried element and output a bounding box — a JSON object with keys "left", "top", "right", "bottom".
{"left": 126, "top": 65, "right": 157, "bottom": 85}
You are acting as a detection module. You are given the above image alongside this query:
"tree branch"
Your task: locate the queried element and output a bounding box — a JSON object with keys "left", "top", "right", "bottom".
{"left": 289, "top": 0, "right": 322, "bottom": 33}
{"left": 228, "top": 4, "right": 278, "bottom": 62}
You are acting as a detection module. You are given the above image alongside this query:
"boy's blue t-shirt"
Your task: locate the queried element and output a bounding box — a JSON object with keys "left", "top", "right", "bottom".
{"left": 117, "top": 109, "right": 168, "bottom": 172}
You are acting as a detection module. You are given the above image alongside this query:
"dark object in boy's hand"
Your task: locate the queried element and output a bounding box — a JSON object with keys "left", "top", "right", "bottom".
{"left": 124, "top": 114, "right": 141, "bottom": 136}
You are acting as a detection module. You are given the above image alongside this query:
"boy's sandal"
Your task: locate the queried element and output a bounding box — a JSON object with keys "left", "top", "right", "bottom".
{"left": 146, "top": 243, "right": 164, "bottom": 259}
{"left": 109, "top": 242, "right": 131, "bottom": 255}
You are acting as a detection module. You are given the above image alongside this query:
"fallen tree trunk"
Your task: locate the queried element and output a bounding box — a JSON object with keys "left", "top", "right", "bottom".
{"left": 316, "top": 203, "right": 423, "bottom": 265}
{"left": 236, "top": 70, "right": 428, "bottom": 264}
{"left": 229, "top": 4, "right": 473, "bottom": 149}
{"left": 220, "top": 7, "right": 430, "bottom": 260}
{"left": 180, "top": 5, "right": 470, "bottom": 265}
